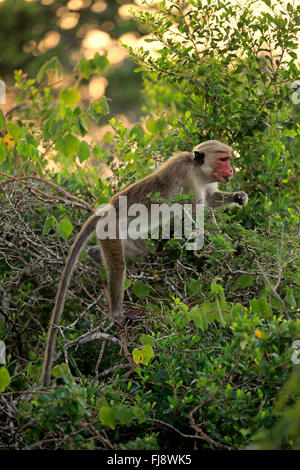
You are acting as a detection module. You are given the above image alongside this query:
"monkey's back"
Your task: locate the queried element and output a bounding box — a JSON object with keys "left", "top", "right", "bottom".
{"left": 110, "top": 151, "right": 195, "bottom": 211}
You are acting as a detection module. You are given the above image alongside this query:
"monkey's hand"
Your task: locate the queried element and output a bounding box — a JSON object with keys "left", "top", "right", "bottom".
{"left": 233, "top": 192, "right": 248, "bottom": 206}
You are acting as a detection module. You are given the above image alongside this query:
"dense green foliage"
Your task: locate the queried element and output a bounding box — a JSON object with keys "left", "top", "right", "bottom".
{"left": 0, "top": 0, "right": 299, "bottom": 450}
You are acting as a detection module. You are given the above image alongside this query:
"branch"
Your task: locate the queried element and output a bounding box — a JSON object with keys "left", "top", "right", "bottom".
{"left": 0, "top": 173, "right": 95, "bottom": 213}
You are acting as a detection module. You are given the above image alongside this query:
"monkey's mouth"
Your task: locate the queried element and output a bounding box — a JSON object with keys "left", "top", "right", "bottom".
{"left": 222, "top": 176, "right": 231, "bottom": 183}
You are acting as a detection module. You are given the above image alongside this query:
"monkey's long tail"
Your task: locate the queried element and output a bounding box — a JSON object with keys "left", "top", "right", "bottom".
{"left": 41, "top": 214, "right": 99, "bottom": 387}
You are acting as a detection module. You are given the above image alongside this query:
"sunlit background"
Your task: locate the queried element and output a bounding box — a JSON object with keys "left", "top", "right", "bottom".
{"left": 0, "top": 0, "right": 299, "bottom": 125}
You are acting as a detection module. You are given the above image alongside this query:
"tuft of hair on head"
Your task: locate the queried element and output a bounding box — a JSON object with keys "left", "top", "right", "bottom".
{"left": 193, "top": 140, "right": 232, "bottom": 155}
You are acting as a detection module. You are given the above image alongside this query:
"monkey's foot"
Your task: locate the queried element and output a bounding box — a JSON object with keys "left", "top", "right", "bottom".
{"left": 87, "top": 246, "right": 102, "bottom": 264}
{"left": 113, "top": 313, "right": 139, "bottom": 327}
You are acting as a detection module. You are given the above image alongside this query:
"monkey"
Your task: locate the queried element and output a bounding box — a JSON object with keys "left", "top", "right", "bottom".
{"left": 41, "top": 140, "right": 248, "bottom": 387}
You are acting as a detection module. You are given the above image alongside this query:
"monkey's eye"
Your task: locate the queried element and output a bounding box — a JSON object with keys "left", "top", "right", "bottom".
{"left": 220, "top": 158, "right": 228, "bottom": 162}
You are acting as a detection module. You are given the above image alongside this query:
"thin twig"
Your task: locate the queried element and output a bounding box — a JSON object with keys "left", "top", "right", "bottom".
{"left": 0, "top": 173, "right": 95, "bottom": 213}
{"left": 189, "top": 403, "right": 237, "bottom": 450}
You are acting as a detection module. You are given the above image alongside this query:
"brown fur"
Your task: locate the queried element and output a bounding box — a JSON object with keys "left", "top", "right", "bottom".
{"left": 41, "top": 141, "right": 248, "bottom": 387}
{"left": 110, "top": 152, "right": 196, "bottom": 210}
{"left": 41, "top": 213, "right": 100, "bottom": 387}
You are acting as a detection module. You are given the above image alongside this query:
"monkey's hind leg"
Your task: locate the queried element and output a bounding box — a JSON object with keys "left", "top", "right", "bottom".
{"left": 87, "top": 238, "right": 148, "bottom": 263}
{"left": 87, "top": 246, "right": 103, "bottom": 264}
{"left": 98, "top": 238, "right": 127, "bottom": 325}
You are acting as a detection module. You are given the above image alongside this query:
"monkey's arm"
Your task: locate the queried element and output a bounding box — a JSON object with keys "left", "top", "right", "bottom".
{"left": 206, "top": 190, "right": 248, "bottom": 208}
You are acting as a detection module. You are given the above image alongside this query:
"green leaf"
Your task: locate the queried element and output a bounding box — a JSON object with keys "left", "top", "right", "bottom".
{"left": 43, "top": 118, "right": 64, "bottom": 139}
{"left": 93, "top": 53, "right": 109, "bottom": 71}
{"left": 80, "top": 53, "right": 109, "bottom": 78}
{"left": 7, "top": 122, "right": 21, "bottom": 142}
{"left": 79, "top": 58, "right": 92, "bottom": 78}
{"left": 118, "top": 406, "right": 134, "bottom": 425}
{"left": 186, "top": 278, "right": 202, "bottom": 294}
{"left": 146, "top": 117, "right": 167, "bottom": 134}
{"left": 289, "top": 51, "right": 297, "bottom": 60}
{"left": 216, "top": 299, "right": 227, "bottom": 327}
{"left": 250, "top": 297, "right": 272, "bottom": 317}
{"left": 133, "top": 348, "right": 143, "bottom": 365}
{"left": 199, "top": 299, "right": 215, "bottom": 314}
{"left": 199, "top": 299, "right": 218, "bottom": 323}
{"left": 133, "top": 344, "right": 154, "bottom": 366}
{"left": 0, "top": 141, "right": 6, "bottom": 164}
{"left": 191, "top": 307, "right": 208, "bottom": 331}
{"left": 129, "top": 124, "right": 145, "bottom": 139}
{"left": 89, "top": 96, "right": 110, "bottom": 122}
{"left": 102, "top": 131, "right": 113, "bottom": 143}
{"left": 78, "top": 140, "right": 90, "bottom": 162}
{"left": 42, "top": 215, "right": 56, "bottom": 235}
{"left": 124, "top": 278, "right": 132, "bottom": 290}
{"left": 56, "top": 134, "right": 80, "bottom": 157}
{"left": 37, "top": 56, "right": 62, "bottom": 83}
{"left": 99, "top": 406, "right": 117, "bottom": 429}
{"left": 0, "top": 367, "right": 10, "bottom": 392}
{"left": 99, "top": 96, "right": 109, "bottom": 115}
{"left": 99, "top": 266, "right": 107, "bottom": 281}
{"left": 141, "top": 344, "right": 154, "bottom": 365}
{"left": 146, "top": 117, "right": 157, "bottom": 133}
{"left": 51, "top": 363, "right": 71, "bottom": 381}
{"left": 0, "top": 109, "right": 6, "bottom": 129}
{"left": 236, "top": 274, "right": 255, "bottom": 288}
{"left": 58, "top": 218, "right": 73, "bottom": 240}
{"left": 133, "top": 406, "right": 145, "bottom": 424}
{"left": 73, "top": 115, "right": 88, "bottom": 137}
{"left": 132, "top": 280, "right": 150, "bottom": 298}
{"left": 284, "top": 288, "right": 296, "bottom": 308}
{"left": 140, "top": 334, "right": 154, "bottom": 347}
{"left": 60, "top": 88, "right": 80, "bottom": 105}
{"left": 211, "top": 278, "right": 225, "bottom": 299}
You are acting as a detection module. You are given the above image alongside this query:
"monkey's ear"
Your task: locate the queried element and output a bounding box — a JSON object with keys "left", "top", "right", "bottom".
{"left": 194, "top": 151, "right": 205, "bottom": 165}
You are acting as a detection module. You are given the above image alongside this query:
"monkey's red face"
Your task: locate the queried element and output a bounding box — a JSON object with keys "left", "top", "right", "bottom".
{"left": 211, "top": 153, "right": 233, "bottom": 184}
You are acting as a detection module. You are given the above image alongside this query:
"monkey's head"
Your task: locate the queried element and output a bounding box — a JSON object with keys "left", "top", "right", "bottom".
{"left": 194, "top": 140, "right": 234, "bottom": 184}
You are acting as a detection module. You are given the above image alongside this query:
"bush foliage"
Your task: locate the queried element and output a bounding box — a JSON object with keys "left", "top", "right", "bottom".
{"left": 0, "top": 0, "right": 299, "bottom": 450}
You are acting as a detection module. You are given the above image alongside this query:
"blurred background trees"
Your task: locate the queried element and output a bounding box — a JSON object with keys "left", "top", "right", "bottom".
{"left": 0, "top": 0, "right": 148, "bottom": 119}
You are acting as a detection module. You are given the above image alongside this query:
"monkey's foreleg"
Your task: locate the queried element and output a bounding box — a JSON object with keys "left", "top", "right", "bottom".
{"left": 207, "top": 191, "right": 248, "bottom": 208}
